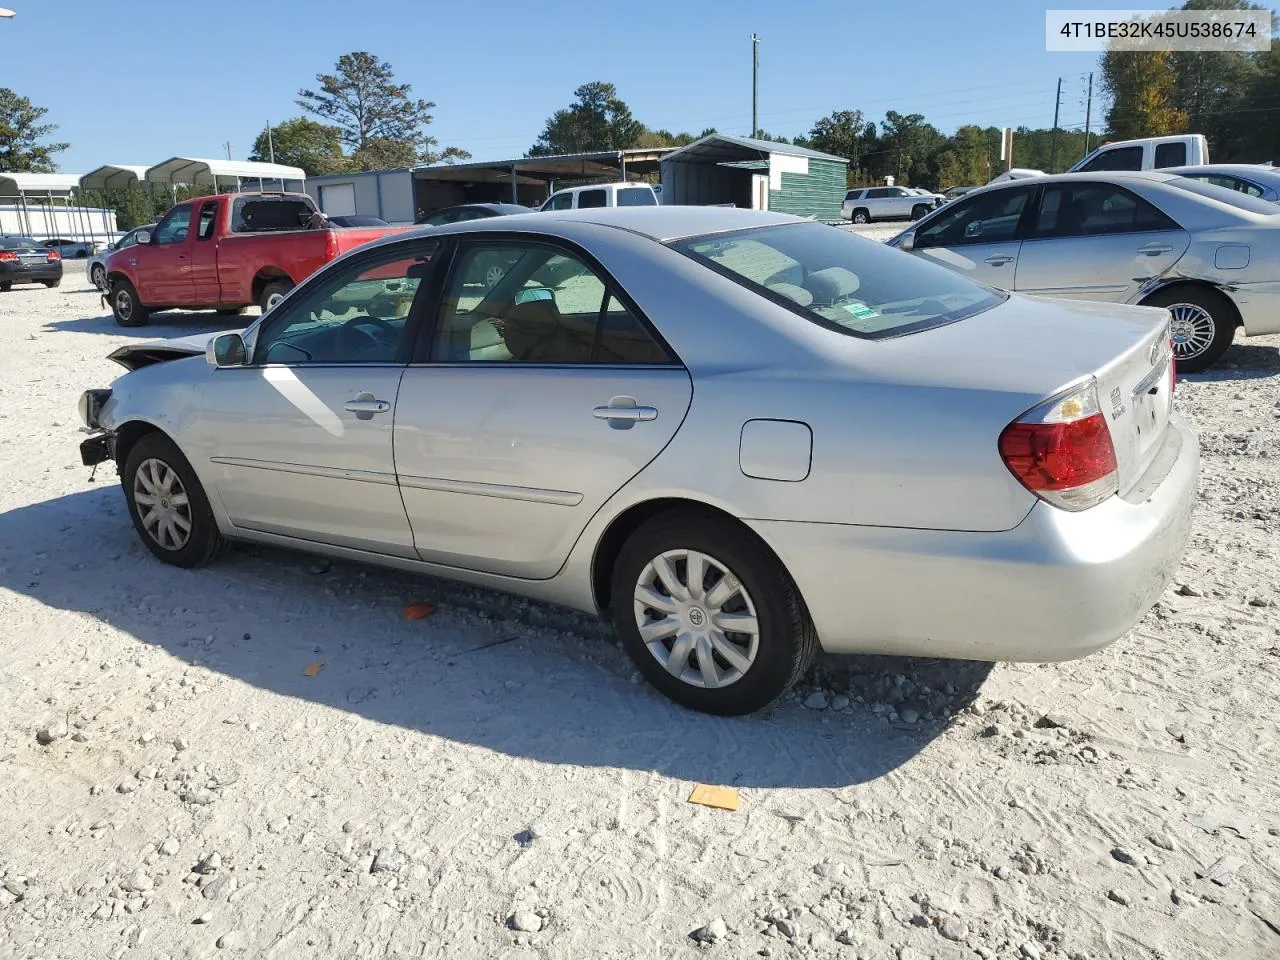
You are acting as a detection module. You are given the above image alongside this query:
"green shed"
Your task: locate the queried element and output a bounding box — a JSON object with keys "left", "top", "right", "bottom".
{"left": 659, "top": 134, "right": 849, "bottom": 220}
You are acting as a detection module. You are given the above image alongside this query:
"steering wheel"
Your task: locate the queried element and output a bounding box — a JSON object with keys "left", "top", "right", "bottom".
{"left": 337, "top": 315, "right": 398, "bottom": 360}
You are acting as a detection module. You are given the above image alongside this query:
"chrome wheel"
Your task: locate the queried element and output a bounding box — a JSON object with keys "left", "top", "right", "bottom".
{"left": 484, "top": 264, "right": 506, "bottom": 288}
{"left": 1168, "top": 302, "right": 1215, "bottom": 361}
{"left": 265, "top": 292, "right": 285, "bottom": 310}
{"left": 133, "top": 458, "right": 192, "bottom": 551}
{"left": 91, "top": 265, "right": 106, "bottom": 291}
{"left": 632, "top": 549, "right": 760, "bottom": 689}
{"left": 115, "top": 288, "right": 133, "bottom": 321}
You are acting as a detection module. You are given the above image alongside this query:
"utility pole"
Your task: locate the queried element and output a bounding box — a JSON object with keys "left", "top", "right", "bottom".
{"left": 1049, "top": 77, "right": 1063, "bottom": 172}
{"left": 266, "top": 121, "right": 275, "bottom": 164}
{"left": 223, "top": 141, "right": 232, "bottom": 161}
{"left": 1082, "top": 72, "right": 1094, "bottom": 160}
{"left": 751, "top": 33, "right": 760, "bottom": 138}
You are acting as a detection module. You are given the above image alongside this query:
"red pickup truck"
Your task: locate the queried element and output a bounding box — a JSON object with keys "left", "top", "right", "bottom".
{"left": 104, "top": 192, "right": 400, "bottom": 326}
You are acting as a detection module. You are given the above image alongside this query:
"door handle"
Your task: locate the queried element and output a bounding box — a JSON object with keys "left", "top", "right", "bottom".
{"left": 1139, "top": 244, "right": 1173, "bottom": 256}
{"left": 593, "top": 405, "right": 657, "bottom": 421}
{"left": 984, "top": 255, "right": 1015, "bottom": 266}
{"left": 593, "top": 396, "right": 657, "bottom": 429}
{"left": 344, "top": 393, "right": 391, "bottom": 419}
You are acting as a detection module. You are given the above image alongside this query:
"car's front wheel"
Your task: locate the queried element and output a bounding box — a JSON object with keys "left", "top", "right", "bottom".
{"left": 122, "top": 433, "right": 227, "bottom": 568}
{"left": 610, "top": 511, "right": 818, "bottom": 715}
{"left": 911, "top": 204, "right": 930, "bottom": 221}
{"left": 1141, "top": 286, "right": 1236, "bottom": 373}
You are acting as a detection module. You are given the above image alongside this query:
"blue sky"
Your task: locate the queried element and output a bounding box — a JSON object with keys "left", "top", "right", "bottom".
{"left": 2, "top": 0, "right": 1175, "bottom": 174}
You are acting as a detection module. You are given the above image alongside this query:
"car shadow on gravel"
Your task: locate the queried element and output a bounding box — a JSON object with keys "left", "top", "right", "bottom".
{"left": 0, "top": 487, "right": 991, "bottom": 789}
{"left": 45, "top": 310, "right": 249, "bottom": 339}
{"left": 1183, "top": 342, "right": 1280, "bottom": 382}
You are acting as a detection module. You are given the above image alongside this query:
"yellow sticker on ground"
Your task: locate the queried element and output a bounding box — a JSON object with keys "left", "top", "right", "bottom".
{"left": 687, "top": 784, "right": 742, "bottom": 811}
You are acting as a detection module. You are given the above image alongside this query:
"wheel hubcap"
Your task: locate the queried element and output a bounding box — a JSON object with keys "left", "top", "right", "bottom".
{"left": 133, "top": 458, "right": 192, "bottom": 551}
{"left": 265, "top": 292, "right": 284, "bottom": 310}
{"left": 1167, "top": 303, "right": 1215, "bottom": 360}
{"left": 632, "top": 549, "right": 760, "bottom": 689}
{"left": 484, "top": 265, "right": 505, "bottom": 287}
{"left": 116, "top": 290, "right": 132, "bottom": 319}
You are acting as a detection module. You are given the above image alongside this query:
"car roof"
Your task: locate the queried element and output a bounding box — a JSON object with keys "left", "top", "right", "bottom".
{"left": 967, "top": 170, "right": 1179, "bottom": 198}
{"left": 1161, "top": 163, "right": 1280, "bottom": 178}
{"left": 392, "top": 206, "right": 806, "bottom": 244}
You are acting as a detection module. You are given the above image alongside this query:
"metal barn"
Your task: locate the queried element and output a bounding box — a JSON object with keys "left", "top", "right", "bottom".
{"left": 659, "top": 135, "right": 848, "bottom": 220}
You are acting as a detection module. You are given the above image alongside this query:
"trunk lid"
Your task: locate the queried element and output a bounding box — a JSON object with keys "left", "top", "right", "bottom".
{"left": 862, "top": 293, "right": 1174, "bottom": 498}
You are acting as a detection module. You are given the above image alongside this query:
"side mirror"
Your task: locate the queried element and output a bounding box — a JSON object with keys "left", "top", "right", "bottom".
{"left": 135, "top": 230, "right": 151, "bottom": 245}
{"left": 963, "top": 221, "right": 984, "bottom": 239}
{"left": 514, "top": 287, "right": 555, "bottom": 305}
{"left": 207, "top": 332, "right": 247, "bottom": 367}
{"left": 898, "top": 231, "right": 916, "bottom": 253}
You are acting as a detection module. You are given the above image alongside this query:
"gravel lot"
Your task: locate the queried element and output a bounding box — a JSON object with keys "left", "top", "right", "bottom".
{"left": 1, "top": 256, "right": 1279, "bottom": 960}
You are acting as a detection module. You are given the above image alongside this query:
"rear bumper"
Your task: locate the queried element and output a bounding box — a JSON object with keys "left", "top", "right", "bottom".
{"left": 1225, "top": 280, "right": 1280, "bottom": 337}
{"left": 749, "top": 415, "right": 1199, "bottom": 663}
{"left": 0, "top": 261, "right": 62, "bottom": 284}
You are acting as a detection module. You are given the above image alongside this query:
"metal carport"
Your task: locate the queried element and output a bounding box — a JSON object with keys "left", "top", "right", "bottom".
{"left": 144, "top": 158, "right": 306, "bottom": 192}
{"left": 0, "top": 171, "right": 117, "bottom": 249}
{"left": 79, "top": 164, "right": 150, "bottom": 191}
{"left": 412, "top": 149, "right": 673, "bottom": 213}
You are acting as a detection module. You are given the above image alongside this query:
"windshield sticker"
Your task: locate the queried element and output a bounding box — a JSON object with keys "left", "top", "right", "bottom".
{"left": 842, "top": 302, "right": 880, "bottom": 321}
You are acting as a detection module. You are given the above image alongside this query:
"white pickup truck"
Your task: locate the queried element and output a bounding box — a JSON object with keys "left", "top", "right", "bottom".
{"left": 540, "top": 182, "right": 658, "bottom": 211}
{"left": 988, "top": 134, "right": 1210, "bottom": 183}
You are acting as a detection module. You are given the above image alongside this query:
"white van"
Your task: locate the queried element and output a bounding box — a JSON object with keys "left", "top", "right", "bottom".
{"left": 1068, "top": 134, "right": 1209, "bottom": 173}
{"left": 540, "top": 182, "right": 658, "bottom": 211}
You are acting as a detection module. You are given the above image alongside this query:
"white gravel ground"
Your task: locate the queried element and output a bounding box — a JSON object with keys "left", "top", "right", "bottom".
{"left": 1, "top": 259, "right": 1279, "bottom": 959}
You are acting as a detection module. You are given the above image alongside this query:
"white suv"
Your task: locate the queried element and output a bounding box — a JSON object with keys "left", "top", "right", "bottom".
{"left": 540, "top": 182, "right": 658, "bottom": 211}
{"left": 842, "top": 186, "right": 940, "bottom": 224}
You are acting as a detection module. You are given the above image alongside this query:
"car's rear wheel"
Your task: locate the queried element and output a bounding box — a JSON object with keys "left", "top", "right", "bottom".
{"left": 0, "top": 282, "right": 10, "bottom": 293}
{"left": 111, "top": 279, "right": 148, "bottom": 327}
{"left": 122, "top": 433, "right": 227, "bottom": 568}
{"left": 610, "top": 511, "right": 818, "bottom": 715}
{"left": 90, "top": 264, "right": 106, "bottom": 290}
{"left": 217, "top": 306, "right": 249, "bottom": 316}
{"left": 258, "top": 279, "right": 292, "bottom": 313}
{"left": 1141, "top": 286, "right": 1236, "bottom": 374}
{"left": 852, "top": 209, "right": 870, "bottom": 224}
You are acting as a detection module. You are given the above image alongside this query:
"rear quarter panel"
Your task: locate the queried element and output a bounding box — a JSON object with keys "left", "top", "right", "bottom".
{"left": 215, "top": 227, "right": 406, "bottom": 303}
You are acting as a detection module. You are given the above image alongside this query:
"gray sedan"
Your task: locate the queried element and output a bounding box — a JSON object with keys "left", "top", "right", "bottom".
{"left": 88, "top": 225, "right": 153, "bottom": 292}
{"left": 1162, "top": 163, "right": 1280, "bottom": 204}
{"left": 888, "top": 171, "right": 1280, "bottom": 372}
{"left": 77, "top": 207, "right": 1198, "bottom": 715}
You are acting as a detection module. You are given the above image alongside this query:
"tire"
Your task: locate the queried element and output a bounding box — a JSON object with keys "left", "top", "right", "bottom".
{"left": 1141, "top": 285, "right": 1236, "bottom": 374}
{"left": 217, "top": 306, "right": 249, "bottom": 316}
{"left": 44, "top": 278, "right": 61, "bottom": 288}
{"left": 610, "top": 511, "right": 819, "bottom": 716}
{"left": 121, "top": 433, "right": 228, "bottom": 568}
{"left": 111, "top": 279, "right": 148, "bottom": 327}
{"left": 258, "top": 279, "right": 292, "bottom": 313}
{"left": 90, "top": 264, "right": 106, "bottom": 291}
{"left": 911, "top": 204, "right": 930, "bottom": 221}
{"left": 852, "top": 209, "right": 870, "bottom": 224}
{"left": 0, "top": 282, "right": 10, "bottom": 293}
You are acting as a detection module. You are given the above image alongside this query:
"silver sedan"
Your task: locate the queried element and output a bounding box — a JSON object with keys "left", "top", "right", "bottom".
{"left": 887, "top": 171, "right": 1280, "bottom": 372}
{"left": 77, "top": 207, "right": 1198, "bottom": 715}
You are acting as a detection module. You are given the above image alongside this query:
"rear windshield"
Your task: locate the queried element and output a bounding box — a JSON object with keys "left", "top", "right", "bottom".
{"left": 230, "top": 196, "right": 318, "bottom": 233}
{"left": 0, "top": 237, "right": 41, "bottom": 250}
{"left": 617, "top": 187, "right": 657, "bottom": 207}
{"left": 1166, "top": 177, "right": 1280, "bottom": 214}
{"left": 670, "top": 222, "right": 1004, "bottom": 339}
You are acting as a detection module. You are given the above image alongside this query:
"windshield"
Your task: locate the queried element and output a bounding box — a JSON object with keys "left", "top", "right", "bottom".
{"left": 1166, "top": 177, "right": 1280, "bottom": 214}
{"left": 671, "top": 222, "right": 1004, "bottom": 339}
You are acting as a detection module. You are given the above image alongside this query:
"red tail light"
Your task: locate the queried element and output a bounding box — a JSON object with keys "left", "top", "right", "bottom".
{"left": 46, "top": 250, "right": 61, "bottom": 262}
{"left": 324, "top": 230, "right": 339, "bottom": 261}
{"left": 998, "top": 380, "right": 1119, "bottom": 512}
{"left": 0, "top": 251, "right": 17, "bottom": 262}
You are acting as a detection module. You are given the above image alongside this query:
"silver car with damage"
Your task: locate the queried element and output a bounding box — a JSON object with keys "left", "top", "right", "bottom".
{"left": 77, "top": 207, "right": 1198, "bottom": 715}
{"left": 888, "top": 171, "right": 1280, "bottom": 372}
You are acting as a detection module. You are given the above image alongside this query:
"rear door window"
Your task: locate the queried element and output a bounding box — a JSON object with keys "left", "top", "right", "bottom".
{"left": 1154, "top": 142, "right": 1187, "bottom": 168}
{"left": 1032, "top": 183, "right": 1178, "bottom": 237}
{"left": 576, "top": 189, "right": 607, "bottom": 209}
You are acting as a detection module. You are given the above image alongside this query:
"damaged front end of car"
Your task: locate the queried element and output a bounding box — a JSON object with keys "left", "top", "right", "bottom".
{"left": 78, "top": 388, "right": 115, "bottom": 466}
